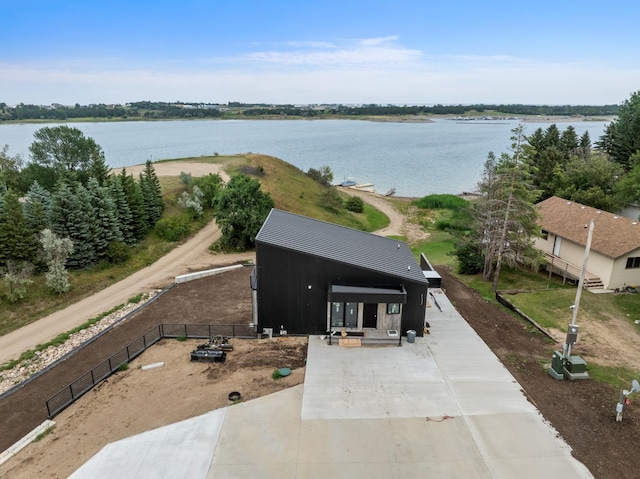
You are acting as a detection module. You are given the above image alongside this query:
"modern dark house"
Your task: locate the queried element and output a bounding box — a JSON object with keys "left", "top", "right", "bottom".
{"left": 251, "top": 209, "right": 430, "bottom": 339}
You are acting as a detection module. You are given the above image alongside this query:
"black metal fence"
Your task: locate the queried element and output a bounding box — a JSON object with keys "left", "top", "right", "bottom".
{"left": 45, "top": 323, "right": 256, "bottom": 418}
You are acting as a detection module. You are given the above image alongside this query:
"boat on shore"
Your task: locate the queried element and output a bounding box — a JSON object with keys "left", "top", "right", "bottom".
{"left": 340, "top": 178, "right": 357, "bottom": 187}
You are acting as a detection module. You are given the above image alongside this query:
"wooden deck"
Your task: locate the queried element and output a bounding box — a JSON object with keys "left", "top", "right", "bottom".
{"left": 542, "top": 252, "right": 603, "bottom": 288}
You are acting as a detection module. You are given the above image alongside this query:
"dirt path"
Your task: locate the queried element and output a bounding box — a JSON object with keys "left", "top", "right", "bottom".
{"left": 0, "top": 162, "right": 250, "bottom": 365}
{"left": 338, "top": 187, "right": 428, "bottom": 242}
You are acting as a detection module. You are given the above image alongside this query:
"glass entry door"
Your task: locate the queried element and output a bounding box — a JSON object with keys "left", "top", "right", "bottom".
{"left": 331, "top": 302, "right": 359, "bottom": 328}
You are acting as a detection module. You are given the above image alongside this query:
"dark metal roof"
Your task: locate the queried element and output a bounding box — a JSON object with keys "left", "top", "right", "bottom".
{"left": 329, "top": 284, "right": 407, "bottom": 303}
{"left": 256, "top": 209, "right": 428, "bottom": 284}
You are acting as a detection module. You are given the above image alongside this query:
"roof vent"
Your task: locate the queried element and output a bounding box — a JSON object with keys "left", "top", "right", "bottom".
{"left": 580, "top": 206, "right": 585, "bottom": 209}
{"left": 407, "top": 265, "right": 411, "bottom": 271}
{"left": 633, "top": 222, "right": 638, "bottom": 225}
{"left": 614, "top": 216, "right": 619, "bottom": 219}
{"left": 566, "top": 202, "right": 572, "bottom": 205}
{"left": 596, "top": 211, "right": 601, "bottom": 214}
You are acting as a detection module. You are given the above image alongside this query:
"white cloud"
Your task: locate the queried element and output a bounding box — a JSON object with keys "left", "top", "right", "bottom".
{"left": 358, "top": 36, "right": 399, "bottom": 46}
{"left": 1, "top": 39, "right": 639, "bottom": 105}
{"left": 244, "top": 36, "right": 420, "bottom": 67}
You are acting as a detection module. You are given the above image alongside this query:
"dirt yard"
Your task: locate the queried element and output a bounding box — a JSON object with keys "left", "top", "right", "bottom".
{"left": 0, "top": 266, "right": 308, "bottom": 478}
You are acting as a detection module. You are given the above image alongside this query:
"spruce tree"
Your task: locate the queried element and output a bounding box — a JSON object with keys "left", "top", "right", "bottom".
{"left": 120, "top": 169, "right": 148, "bottom": 240}
{"left": 107, "top": 175, "right": 135, "bottom": 244}
{"left": 0, "top": 190, "right": 36, "bottom": 267}
{"left": 87, "top": 177, "right": 123, "bottom": 260}
{"left": 69, "top": 184, "right": 98, "bottom": 268}
{"left": 139, "top": 160, "right": 164, "bottom": 229}
{"left": 24, "top": 180, "right": 52, "bottom": 234}
{"left": 50, "top": 182, "right": 95, "bottom": 269}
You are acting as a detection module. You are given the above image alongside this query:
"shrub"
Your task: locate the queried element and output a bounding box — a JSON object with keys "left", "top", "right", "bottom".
{"left": 452, "top": 241, "right": 484, "bottom": 274}
{"left": 345, "top": 196, "right": 364, "bottom": 213}
{"left": 414, "top": 194, "right": 467, "bottom": 210}
{"left": 106, "top": 241, "right": 130, "bottom": 264}
{"left": 155, "top": 215, "right": 191, "bottom": 241}
{"left": 320, "top": 188, "right": 343, "bottom": 212}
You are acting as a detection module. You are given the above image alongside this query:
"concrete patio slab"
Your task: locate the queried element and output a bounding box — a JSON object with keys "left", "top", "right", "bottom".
{"left": 68, "top": 287, "right": 593, "bottom": 479}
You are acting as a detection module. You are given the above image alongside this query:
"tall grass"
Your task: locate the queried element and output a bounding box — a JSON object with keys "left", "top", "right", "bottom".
{"left": 413, "top": 194, "right": 468, "bottom": 210}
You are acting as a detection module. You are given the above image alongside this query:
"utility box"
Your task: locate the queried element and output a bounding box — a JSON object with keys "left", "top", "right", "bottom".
{"left": 549, "top": 351, "right": 565, "bottom": 380}
{"left": 551, "top": 351, "right": 565, "bottom": 374}
{"left": 563, "top": 355, "right": 589, "bottom": 380}
{"left": 565, "top": 355, "right": 587, "bottom": 374}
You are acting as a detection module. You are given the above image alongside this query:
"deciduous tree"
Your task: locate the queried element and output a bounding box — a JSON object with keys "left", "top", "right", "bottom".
{"left": 215, "top": 174, "right": 274, "bottom": 250}
{"left": 40, "top": 229, "right": 73, "bottom": 294}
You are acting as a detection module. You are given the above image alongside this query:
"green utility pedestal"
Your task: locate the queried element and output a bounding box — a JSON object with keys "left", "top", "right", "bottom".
{"left": 564, "top": 355, "right": 589, "bottom": 380}
{"left": 549, "top": 351, "right": 565, "bottom": 380}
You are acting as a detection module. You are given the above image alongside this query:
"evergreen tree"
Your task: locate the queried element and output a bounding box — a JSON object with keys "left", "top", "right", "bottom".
{"left": 24, "top": 180, "right": 52, "bottom": 234}
{"left": 70, "top": 184, "right": 98, "bottom": 268}
{"left": 464, "top": 126, "right": 541, "bottom": 288}
{"left": 87, "top": 177, "right": 123, "bottom": 260}
{"left": 50, "top": 182, "right": 95, "bottom": 269}
{"left": 88, "top": 150, "right": 110, "bottom": 185}
{"left": 598, "top": 91, "right": 640, "bottom": 171}
{"left": 120, "top": 169, "right": 148, "bottom": 240}
{"left": 139, "top": 161, "right": 164, "bottom": 229}
{"left": 559, "top": 125, "right": 579, "bottom": 157}
{"left": 0, "top": 190, "right": 36, "bottom": 267}
{"left": 107, "top": 175, "right": 135, "bottom": 244}
{"left": 578, "top": 131, "right": 592, "bottom": 160}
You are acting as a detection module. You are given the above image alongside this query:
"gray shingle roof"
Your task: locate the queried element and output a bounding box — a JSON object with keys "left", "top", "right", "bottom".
{"left": 256, "top": 209, "right": 427, "bottom": 284}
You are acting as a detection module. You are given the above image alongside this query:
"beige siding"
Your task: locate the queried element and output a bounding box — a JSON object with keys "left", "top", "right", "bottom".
{"left": 610, "top": 249, "right": 640, "bottom": 289}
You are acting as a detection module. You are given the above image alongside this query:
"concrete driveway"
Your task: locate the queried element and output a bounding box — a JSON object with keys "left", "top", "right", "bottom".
{"left": 70, "top": 289, "right": 593, "bottom": 478}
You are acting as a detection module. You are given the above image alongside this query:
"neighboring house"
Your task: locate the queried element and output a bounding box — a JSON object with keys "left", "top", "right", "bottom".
{"left": 535, "top": 196, "right": 640, "bottom": 290}
{"left": 251, "top": 209, "right": 431, "bottom": 339}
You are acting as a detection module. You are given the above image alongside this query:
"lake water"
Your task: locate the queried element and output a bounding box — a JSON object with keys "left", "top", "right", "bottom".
{"left": 0, "top": 118, "right": 609, "bottom": 198}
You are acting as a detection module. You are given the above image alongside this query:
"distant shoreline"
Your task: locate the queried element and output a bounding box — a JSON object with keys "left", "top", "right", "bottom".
{"left": 0, "top": 114, "right": 615, "bottom": 126}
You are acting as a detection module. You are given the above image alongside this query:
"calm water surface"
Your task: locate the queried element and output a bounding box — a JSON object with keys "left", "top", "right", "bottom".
{"left": 0, "top": 119, "right": 608, "bottom": 197}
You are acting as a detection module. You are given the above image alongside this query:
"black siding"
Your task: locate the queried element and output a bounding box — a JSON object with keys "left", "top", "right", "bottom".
{"left": 255, "top": 243, "right": 428, "bottom": 336}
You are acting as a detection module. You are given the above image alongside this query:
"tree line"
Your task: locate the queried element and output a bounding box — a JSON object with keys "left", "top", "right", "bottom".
{"left": 0, "top": 101, "right": 620, "bottom": 122}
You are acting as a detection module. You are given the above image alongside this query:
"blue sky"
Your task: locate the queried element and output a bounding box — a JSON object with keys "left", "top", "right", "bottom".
{"left": 2, "top": 0, "right": 639, "bottom": 105}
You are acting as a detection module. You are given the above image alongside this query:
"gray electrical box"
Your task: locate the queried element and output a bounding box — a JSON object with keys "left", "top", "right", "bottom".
{"left": 566, "top": 325, "right": 579, "bottom": 345}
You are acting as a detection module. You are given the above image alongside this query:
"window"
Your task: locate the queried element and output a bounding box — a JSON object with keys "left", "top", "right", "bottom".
{"left": 626, "top": 257, "right": 640, "bottom": 269}
{"left": 331, "top": 302, "right": 358, "bottom": 327}
{"left": 387, "top": 303, "right": 401, "bottom": 314}
{"left": 541, "top": 230, "right": 549, "bottom": 240}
